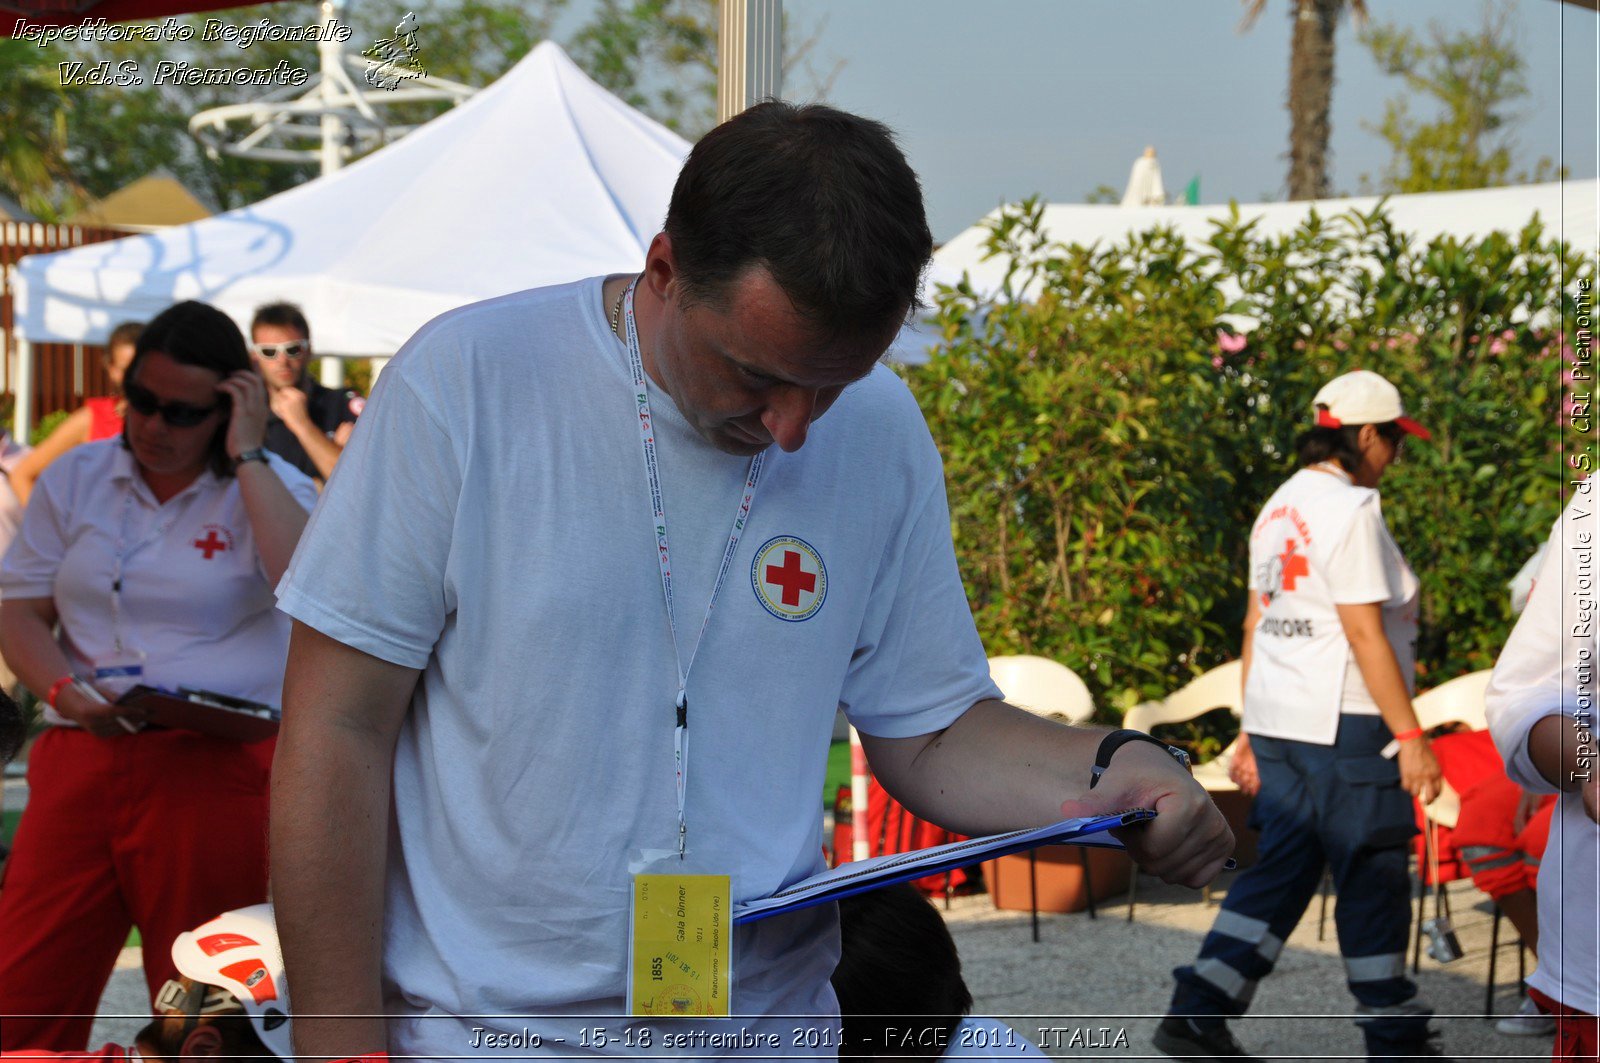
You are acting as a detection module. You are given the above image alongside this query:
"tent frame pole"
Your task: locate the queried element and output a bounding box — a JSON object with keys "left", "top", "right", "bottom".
{"left": 717, "top": 0, "right": 782, "bottom": 124}
{"left": 12, "top": 337, "right": 32, "bottom": 445}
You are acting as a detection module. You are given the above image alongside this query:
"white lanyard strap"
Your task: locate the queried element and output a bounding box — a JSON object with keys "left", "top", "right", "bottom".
{"left": 111, "top": 487, "right": 176, "bottom": 656}
{"left": 620, "top": 280, "right": 764, "bottom": 857}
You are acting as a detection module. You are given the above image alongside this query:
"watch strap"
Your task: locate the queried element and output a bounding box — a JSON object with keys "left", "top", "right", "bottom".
{"left": 235, "top": 447, "right": 271, "bottom": 466}
{"left": 1090, "top": 728, "right": 1191, "bottom": 789}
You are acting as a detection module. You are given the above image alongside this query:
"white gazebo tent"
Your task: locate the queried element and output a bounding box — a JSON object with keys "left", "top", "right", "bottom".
{"left": 886, "top": 179, "right": 1599, "bottom": 363}
{"left": 930, "top": 179, "right": 1599, "bottom": 300}
{"left": 9, "top": 41, "right": 690, "bottom": 437}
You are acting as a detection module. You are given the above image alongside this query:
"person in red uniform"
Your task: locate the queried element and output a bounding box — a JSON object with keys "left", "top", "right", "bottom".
{"left": 0, "top": 302, "right": 316, "bottom": 1052}
{"left": 9, "top": 322, "right": 142, "bottom": 507}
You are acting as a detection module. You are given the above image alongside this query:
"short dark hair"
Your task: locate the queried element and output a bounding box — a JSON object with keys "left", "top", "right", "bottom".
{"left": 1296, "top": 415, "right": 1406, "bottom": 473}
{"left": 134, "top": 981, "right": 276, "bottom": 1062}
{"left": 250, "top": 302, "right": 310, "bottom": 340}
{"left": 833, "top": 885, "right": 972, "bottom": 1061}
{"left": 106, "top": 320, "right": 144, "bottom": 353}
{"left": 127, "top": 301, "right": 248, "bottom": 479}
{"left": 664, "top": 101, "right": 932, "bottom": 346}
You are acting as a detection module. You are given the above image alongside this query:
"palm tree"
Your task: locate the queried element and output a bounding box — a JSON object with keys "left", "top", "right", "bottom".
{"left": 0, "top": 41, "right": 76, "bottom": 219}
{"left": 1242, "top": 0, "right": 1368, "bottom": 201}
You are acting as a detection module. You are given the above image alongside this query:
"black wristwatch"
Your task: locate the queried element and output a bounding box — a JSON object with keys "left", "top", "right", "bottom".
{"left": 1090, "top": 729, "right": 1191, "bottom": 789}
{"left": 235, "top": 447, "right": 270, "bottom": 467}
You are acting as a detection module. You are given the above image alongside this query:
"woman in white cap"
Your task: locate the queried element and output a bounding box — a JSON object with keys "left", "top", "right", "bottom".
{"left": 1155, "top": 370, "right": 1447, "bottom": 1063}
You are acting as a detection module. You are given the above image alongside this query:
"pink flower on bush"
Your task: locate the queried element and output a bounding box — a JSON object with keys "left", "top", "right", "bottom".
{"left": 1218, "top": 331, "right": 1247, "bottom": 354}
{"left": 1489, "top": 336, "right": 1508, "bottom": 356}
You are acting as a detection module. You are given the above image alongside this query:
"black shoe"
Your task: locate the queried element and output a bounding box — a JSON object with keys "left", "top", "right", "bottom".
{"left": 1152, "top": 1016, "right": 1262, "bottom": 1061}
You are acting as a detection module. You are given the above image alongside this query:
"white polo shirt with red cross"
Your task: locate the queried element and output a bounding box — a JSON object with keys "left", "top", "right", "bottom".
{"left": 0, "top": 438, "right": 318, "bottom": 725}
{"left": 1244, "top": 466, "right": 1420, "bottom": 745}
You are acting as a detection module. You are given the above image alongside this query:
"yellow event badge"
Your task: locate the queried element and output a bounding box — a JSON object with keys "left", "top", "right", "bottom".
{"left": 629, "top": 874, "right": 731, "bottom": 1017}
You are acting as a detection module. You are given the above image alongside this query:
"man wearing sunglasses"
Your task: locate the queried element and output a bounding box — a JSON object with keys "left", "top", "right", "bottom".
{"left": 249, "top": 303, "right": 363, "bottom": 482}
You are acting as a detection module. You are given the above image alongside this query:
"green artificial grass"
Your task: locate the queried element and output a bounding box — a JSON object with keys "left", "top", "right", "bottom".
{"left": 823, "top": 738, "right": 851, "bottom": 809}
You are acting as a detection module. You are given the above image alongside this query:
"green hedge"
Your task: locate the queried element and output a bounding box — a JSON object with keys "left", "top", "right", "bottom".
{"left": 905, "top": 198, "right": 1592, "bottom": 719}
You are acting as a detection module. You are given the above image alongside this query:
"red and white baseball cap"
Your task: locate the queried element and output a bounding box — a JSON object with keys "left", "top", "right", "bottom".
{"left": 1311, "top": 369, "right": 1431, "bottom": 440}
{"left": 169, "top": 904, "right": 292, "bottom": 1060}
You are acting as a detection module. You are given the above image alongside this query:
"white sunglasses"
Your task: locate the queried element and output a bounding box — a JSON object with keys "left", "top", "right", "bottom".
{"left": 251, "top": 340, "right": 309, "bottom": 359}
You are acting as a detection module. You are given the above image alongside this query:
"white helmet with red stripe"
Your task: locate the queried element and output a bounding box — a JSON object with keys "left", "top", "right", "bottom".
{"left": 169, "top": 904, "right": 292, "bottom": 1060}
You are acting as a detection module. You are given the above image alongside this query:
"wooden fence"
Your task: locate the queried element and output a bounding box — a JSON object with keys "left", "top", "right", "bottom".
{"left": 1, "top": 222, "right": 129, "bottom": 436}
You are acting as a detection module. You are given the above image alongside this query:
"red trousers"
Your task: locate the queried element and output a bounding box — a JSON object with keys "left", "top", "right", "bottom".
{"left": 1528, "top": 987, "right": 1599, "bottom": 1063}
{"left": 0, "top": 727, "right": 272, "bottom": 1051}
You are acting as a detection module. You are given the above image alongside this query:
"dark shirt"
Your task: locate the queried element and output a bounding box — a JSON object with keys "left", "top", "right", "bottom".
{"left": 263, "top": 377, "right": 363, "bottom": 480}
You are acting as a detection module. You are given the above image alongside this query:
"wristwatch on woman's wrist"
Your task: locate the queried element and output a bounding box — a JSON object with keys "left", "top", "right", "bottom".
{"left": 235, "top": 447, "right": 270, "bottom": 467}
{"left": 1090, "top": 729, "right": 1192, "bottom": 789}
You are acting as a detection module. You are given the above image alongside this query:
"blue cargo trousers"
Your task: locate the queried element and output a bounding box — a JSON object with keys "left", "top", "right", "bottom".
{"left": 1168, "top": 714, "right": 1433, "bottom": 1056}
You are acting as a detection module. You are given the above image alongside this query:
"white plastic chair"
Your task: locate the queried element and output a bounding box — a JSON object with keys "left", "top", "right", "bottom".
{"left": 987, "top": 655, "right": 1094, "bottom": 724}
{"left": 986, "top": 655, "right": 1095, "bottom": 935}
{"left": 1124, "top": 659, "right": 1245, "bottom": 795}
{"left": 1404, "top": 668, "right": 1518, "bottom": 1013}
{"left": 1412, "top": 669, "right": 1491, "bottom": 733}
{"left": 1122, "top": 660, "right": 1246, "bottom": 918}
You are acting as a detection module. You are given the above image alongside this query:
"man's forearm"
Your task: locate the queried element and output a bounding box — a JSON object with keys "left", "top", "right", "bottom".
{"left": 271, "top": 716, "right": 393, "bottom": 1054}
{"left": 272, "top": 625, "right": 418, "bottom": 1057}
{"left": 862, "top": 698, "right": 1233, "bottom": 888}
{"left": 860, "top": 699, "right": 1103, "bottom": 835}
{"left": 289, "top": 420, "right": 345, "bottom": 480}
{"left": 1527, "top": 713, "right": 1594, "bottom": 793}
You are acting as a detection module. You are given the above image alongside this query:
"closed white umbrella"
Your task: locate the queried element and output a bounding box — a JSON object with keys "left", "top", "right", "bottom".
{"left": 1121, "top": 145, "right": 1166, "bottom": 208}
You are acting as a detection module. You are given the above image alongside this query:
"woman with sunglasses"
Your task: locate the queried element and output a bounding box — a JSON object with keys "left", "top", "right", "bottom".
{"left": 0, "top": 301, "right": 318, "bottom": 1052}
{"left": 1157, "top": 370, "right": 1448, "bottom": 1062}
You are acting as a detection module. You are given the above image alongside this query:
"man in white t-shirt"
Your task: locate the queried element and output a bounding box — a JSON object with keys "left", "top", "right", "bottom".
{"left": 269, "top": 102, "right": 1234, "bottom": 1061}
{"left": 1486, "top": 484, "right": 1599, "bottom": 1060}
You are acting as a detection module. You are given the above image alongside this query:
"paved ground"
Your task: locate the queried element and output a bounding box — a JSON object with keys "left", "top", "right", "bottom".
{"left": 940, "top": 871, "right": 1542, "bottom": 1061}
{"left": 82, "top": 869, "right": 1543, "bottom": 1060}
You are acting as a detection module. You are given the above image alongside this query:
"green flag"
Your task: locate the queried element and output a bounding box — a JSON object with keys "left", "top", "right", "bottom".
{"left": 1184, "top": 175, "right": 1201, "bottom": 205}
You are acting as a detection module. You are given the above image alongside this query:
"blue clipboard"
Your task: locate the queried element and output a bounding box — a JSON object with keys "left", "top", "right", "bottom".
{"left": 732, "top": 808, "right": 1156, "bottom": 925}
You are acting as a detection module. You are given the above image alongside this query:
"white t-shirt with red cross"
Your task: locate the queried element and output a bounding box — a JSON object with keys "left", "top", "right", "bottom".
{"left": 1244, "top": 466, "right": 1420, "bottom": 745}
{"left": 0, "top": 439, "right": 318, "bottom": 724}
{"left": 275, "top": 277, "right": 1002, "bottom": 1057}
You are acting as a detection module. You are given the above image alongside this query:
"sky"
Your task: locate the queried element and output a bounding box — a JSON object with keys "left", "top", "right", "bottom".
{"left": 721, "top": 0, "right": 1600, "bottom": 241}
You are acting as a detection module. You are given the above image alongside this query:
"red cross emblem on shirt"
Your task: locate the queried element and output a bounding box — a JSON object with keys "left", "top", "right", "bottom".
{"left": 194, "top": 530, "right": 229, "bottom": 559}
{"left": 1277, "top": 539, "right": 1309, "bottom": 591}
{"left": 765, "top": 550, "right": 817, "bottom": 607}
{"left": 751, "top": 535, "right": 828, "bottom": 621}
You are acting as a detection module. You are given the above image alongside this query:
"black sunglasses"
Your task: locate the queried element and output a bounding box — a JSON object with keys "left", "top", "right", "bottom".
{"left": 124, "top": 382, "right": 224, "bottom": 428}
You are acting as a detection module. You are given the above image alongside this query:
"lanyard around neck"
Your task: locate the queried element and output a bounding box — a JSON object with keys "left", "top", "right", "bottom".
{"left": 111, "top": 485, "right": 179, "bottom": 655}
{"left": 620, "top": 280, "right": 764, "bottom": 857}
